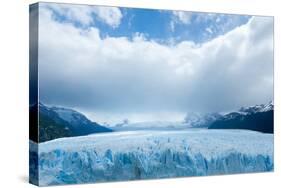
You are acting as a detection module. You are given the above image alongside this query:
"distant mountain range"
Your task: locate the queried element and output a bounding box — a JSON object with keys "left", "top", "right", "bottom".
{"left": 30, "top": 103, "right": 112, "bottom": 142}
{"left": 30, "top": 101, "right": 273, "bottom": 142}
{"left": 111, "top": 101, "right": 273, "bottom": 133}
{"left": 208, "top": 101, "right": 273, "bottom": 133}
{"left": 111, "top": 111, "right": 223, "bottom": 131}
{"left": 183, "top": 112, "right": 223, "bottom": 128}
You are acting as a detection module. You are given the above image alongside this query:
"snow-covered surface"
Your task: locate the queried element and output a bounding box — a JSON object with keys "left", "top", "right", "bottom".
{"left": 111, "top": 113, "right": 222, "bottom": 131}
{"left": 112, "top": 121, "right": 189, "bottom": 131}
{"left": 51, "top": 107, "right": 76, "bottom": 123}
{"left": 51, "top": 107, "right": 87, "bottom": 125}
{"left": 238, "top": 101, "right": 273, "bottom": 115}
{"left": 183, "top": 112, "right": 222, "bottom": 127}
{"left": 110, "top": 102, "right": 274, "bottom": 131}
{"left": 51, "top": 106, "right": 94, "bottom": 128}
{"left": 34, "top": 129, "right": 273, "bottom": 186}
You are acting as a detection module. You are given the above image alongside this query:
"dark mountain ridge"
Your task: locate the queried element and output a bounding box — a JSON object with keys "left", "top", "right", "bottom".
{"left": 208, "top": 101, "right": 273, "bottom": 133}
{"left": 30, "top": 103, "right": 112, "bottom": 143}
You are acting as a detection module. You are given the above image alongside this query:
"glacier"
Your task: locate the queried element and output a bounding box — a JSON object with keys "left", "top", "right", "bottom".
{"left": 30, "top": 129, "right": 273, "bottom": 186}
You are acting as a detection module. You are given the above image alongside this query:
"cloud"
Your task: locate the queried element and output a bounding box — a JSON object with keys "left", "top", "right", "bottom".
{"left": 38, "top": 6, "right": 273, "bottom": 122}
{"left": 169, "top": 11, "right": 250, "bottom": 43}
{"left": 172, "top": 11, "right": 192, "bottom": 24}
{"left": 41, "top": 3, "right": 122, "bottom": 28}
{"left": 170, "top": 11, "right": 192, "bottom": 32}
{"left": 92, "top": 6, "right": 123, "bottom": 28}
{"left": 205, "top": 27, "right": 213, "bottom": 34}
{"left": 193, "top": 13, "right": 251, "bottom": 39}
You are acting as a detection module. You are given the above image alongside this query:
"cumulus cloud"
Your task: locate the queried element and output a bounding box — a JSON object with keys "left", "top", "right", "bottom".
{"left": 41, "top": 3, "right": 122, "bottom": 28}
{"left": 194, "top": 13, "right": 251, "bottom": 39}
{"left": 92, "top": 6, "right": 123, "bottom": 28}
{"left": 38, "top": 6, "right": 273, "bottom": 123}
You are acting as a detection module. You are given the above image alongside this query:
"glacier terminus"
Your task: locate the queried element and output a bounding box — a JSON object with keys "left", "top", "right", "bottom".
{"left": 30, "top": 129, "right": 273, "bottom": 186}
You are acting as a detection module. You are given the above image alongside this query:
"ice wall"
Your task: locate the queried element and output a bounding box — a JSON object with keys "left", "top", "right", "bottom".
{"left": 34, "top": 130, "right": 273, "bottom": 186}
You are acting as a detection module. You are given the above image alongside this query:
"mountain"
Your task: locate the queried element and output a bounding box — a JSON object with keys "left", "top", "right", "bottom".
{"left": 209, "top": 101, "right": 273, "bottom": 133}
{"left": 38, "top": 109, "right": 73, "bottom": 143}
{"left": 34, "top": 103, "right": 112, "bottom": 142}
{"left": 183, "top": 112, "right": 223, "bottom": 128}
{"left": 51, "top": 106, "right": 111, "bottom": 136}
{"left": 111, "top": 112, "right": 223, "bottom": 131}
{"left": 238, "top": 101, "right": 273, "bottom": 114}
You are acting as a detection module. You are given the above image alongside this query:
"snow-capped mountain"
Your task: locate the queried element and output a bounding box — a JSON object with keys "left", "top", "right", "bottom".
{"left": 110, "top": 101, "right": 273, "bottom": 132}
{"left": 238, "top": 101, "right": 273, "bottom": 115}
{"left": 51, "top": 106, "right": 112, "bottom": 136}
{"left": 111, "top": 112, "right": 223, "bottom": 131}
{"left": 36, "top": 103, "right": 112, "bottom": 142}
{"left": 183, "top": 112, "right": 223, "bottom": 128}
{"left": 209, "top": 101, "right": 274, "bottom": 133}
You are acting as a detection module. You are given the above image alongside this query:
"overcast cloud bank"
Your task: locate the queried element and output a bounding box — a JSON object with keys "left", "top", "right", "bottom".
{"left": 38, "top": 4, "right": 273, "bottom": 124}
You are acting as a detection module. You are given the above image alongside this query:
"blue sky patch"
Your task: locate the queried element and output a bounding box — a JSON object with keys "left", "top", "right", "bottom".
{"left": 46, "top": 4, "right": 251, "bottom": 44}
{"left": 95, "top": 8, "right": 251, "bottom": 44}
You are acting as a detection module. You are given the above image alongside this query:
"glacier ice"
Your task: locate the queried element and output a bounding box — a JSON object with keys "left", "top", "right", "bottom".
{"left": 32, "top": 129, "right": 273, "bottom": 186}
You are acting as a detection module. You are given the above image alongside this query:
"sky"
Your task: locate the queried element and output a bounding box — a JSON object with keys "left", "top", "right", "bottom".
{"left": 36, "top": 2, "right": 274, "bottom": 125}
